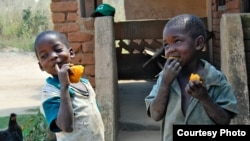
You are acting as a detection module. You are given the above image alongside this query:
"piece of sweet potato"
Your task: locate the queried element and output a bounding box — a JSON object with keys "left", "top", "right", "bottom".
{"left": 69, "top": 65, "right": 84, "bottom": 83}
{"left": 189, "top": 73, "right": 202, "bottom": 83}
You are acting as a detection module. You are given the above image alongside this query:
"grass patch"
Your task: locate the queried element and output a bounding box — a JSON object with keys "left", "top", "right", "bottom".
{"left": 0, "top": 0, "right": 52, "bottom": 51}
{"left": 0, "top": 109, "right": 50, "bottom": 141}
{"left": 0, "top": 114, "right": 34, "bottom": 129}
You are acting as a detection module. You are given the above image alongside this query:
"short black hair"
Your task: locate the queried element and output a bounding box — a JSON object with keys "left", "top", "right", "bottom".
{"left": 165, "top": 14, "right": 207, "bottom": 40}
{"left": 34, "top": 30, "right": 70, "bottom": 58}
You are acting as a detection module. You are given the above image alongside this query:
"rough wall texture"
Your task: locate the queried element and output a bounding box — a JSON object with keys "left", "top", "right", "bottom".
{"left": 51, "top": 0, "right": 96, "bottom": 87}
{"left": 50, "top": 0, "right": 246, "bottom": 86}
{"left": 211, "top": 0, "right": 242, "bottom": 69}
{"left": 104, "top": 0, "right": 207, "bottom": 22}
{"left": 95, "top": 17, "right": 119, "bottom": 141}
{"left": 220, "top": 13, "right": 250, "bottom": 124}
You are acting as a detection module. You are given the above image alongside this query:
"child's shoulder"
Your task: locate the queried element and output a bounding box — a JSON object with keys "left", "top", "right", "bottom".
{"left": 80, "top": 78, "right": 89, "bottom": 84}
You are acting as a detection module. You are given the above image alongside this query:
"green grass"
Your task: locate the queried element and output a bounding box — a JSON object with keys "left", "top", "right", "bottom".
{"left": 0, "top": 114, "right": 36, "bottom": 129}
{"left": 0, "top": 109, "right": 50, "bottom": 141}
{"left": 0, "top": 0, "right": 52, "bottom": 52}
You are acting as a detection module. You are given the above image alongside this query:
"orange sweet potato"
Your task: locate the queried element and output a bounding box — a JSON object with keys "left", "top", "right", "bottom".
{"left": 69, "top": 65, "right": 84, "bottom": 83}
{"left": 168, "top": 56, "right": 180, "bottom": 61}
{"left": 189, "top": 73, "right": 202, "bottom": 83}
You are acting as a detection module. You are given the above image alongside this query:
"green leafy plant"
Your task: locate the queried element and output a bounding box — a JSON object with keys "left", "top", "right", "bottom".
{"left": 0, "top": 110, "right": 53, "bottom": 141}
{"left": 0, "top": 3, "right": 51, "bottom": 51}
{"left": 22, "top": 110, "right": 49, "bottom": 141}
{"left": 17, "top": 7, "right": 48, "bottom": 38}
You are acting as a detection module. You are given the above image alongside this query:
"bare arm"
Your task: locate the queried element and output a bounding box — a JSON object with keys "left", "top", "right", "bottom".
{"left": 149, "top": 80, "right": 171, "bottom": 121}
{"left": 149, "top": 59, "right": 181, "bottom": 121}
{"left": 186, "top": 81, "right": 232, "bottom": 124}
{"left": 200, "top": 95, "right": 232, "bottom": 124}
{"left": 55, "top": 64, "right": 74, "bottom": 132}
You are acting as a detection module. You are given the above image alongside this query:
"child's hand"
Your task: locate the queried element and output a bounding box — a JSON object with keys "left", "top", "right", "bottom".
{"left": 185, "top": 79, "right": 209, "bottom": 101}
{"left": 162, "top": 58, "right": 181, "bottom": 84}
{"left": 55, "top": 64, "right": 72, "bottom": 86}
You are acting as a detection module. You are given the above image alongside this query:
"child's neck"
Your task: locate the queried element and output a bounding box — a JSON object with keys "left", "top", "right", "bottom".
{"left": 180, "top": 60, "right": 204, "bottom": 76}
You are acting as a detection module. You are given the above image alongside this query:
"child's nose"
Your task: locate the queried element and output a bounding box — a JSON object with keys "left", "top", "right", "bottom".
{"left": 165, "top": 45, "right": 176, "bottom": 54}
{"left": 50, "top": 52, "right": 58, "bottom": 60}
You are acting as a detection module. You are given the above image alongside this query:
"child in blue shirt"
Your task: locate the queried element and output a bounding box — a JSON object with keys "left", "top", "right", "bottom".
{"left": 34, "top": 30, "right": 105, "bottom": 141}
{"left": 145, "top": 14, "right": 238, "bottom": 141}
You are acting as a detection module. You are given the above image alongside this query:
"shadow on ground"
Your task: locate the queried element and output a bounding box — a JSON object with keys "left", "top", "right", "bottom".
{"left": 118, "top": 80, "right": 161, "bottom": 141}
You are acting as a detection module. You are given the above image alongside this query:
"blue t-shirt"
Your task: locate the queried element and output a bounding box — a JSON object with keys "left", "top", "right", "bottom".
{"left": 145, "top": 59, "right": 238, "bottom": 141}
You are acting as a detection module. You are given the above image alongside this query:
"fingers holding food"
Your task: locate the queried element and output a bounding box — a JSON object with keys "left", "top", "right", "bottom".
{"left": 69, "top": 65, "right": 85, "bottom": 83}
{"left": 189, "top": 73, "right": 202, "bottom": 83}
{"left": 167, "top": 56, "right": 180, "bottom": 61}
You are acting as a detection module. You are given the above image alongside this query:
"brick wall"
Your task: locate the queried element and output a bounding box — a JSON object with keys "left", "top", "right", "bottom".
{"left": 211, "top": 0, "right": 242, "bottom": 68}
{"left": 49, "top": 0, "right": 245, "bottom": 82}
{"left": 50, "top": 0, "right": 96, "bottom": 87}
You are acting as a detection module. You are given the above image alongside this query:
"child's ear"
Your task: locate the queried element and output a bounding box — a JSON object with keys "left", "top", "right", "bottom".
{"left": 195, "top": 35, "right": 205, "bottom": 51}
{"left": 38, "top": 62, "right": 44, "bottom": 71}
{"left": 69, "top": 48, "right": 75, "bottom": 58}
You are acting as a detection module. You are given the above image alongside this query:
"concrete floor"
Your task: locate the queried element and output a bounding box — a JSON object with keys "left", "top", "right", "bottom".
{"left": 117, "top": 80, "right": 161, "bottom": 141}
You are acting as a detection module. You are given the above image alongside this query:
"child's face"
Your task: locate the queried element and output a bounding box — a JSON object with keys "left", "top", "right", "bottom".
{"left": 35, "top": 34, "right": 73, "bottom": 75}
{"left": 163, "top": 26, "right": 197, "bottom": 66}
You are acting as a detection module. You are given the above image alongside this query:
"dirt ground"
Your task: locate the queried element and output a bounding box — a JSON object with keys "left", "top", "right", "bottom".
{"left": 0, "top": 50, "right": 49, "bottom": 117}
{"left": 0, "top": 49, "right": 161, "bottom": 141}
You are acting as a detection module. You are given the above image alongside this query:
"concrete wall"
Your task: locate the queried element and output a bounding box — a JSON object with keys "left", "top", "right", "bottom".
{"left": 51, "top": 1, "right": 119, "bottom": 140}
{"left": 104, "top": 0, "right": 207, "bottom": 22}
{"left": 50, "top": 1, "right": 250, "bottom": 140}
{"left": 211, "top": 0, "right": 244, "bottom": 68}
{"left": 95, "top": 17, "right": 119, "bottom": 141}
{"left": 220, "top": 13, "right": 250, "bottom": 124}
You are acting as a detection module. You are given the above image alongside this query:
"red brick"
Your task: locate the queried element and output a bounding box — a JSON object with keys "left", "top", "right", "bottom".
{"left": 226, "top": 0, "right": 241, "bottom": 10}
{"left": 51, "top": 1, "right": 78, "bottom": 12}
{"left": 213, "top": 45, "right": 220, "bottom": 53}
{"left": 86, "top": 76, "right": 95, "bottom": 88}
{"left": 71, "top": 53, "right": 94, "bottom": 65}
{"left": 213, "top": 53, "right": 220, "bottom": 64}
{"left": 52, "top": 13, "right": 65, "bottom": 23}
{"left": 84, "top": 64, "right": 95, "bottom": 76}
{"left": 54, "top": 23, "right": 80, "bottom": 33}
{"left": 212, "top": 18, "right": 220, "bottom": 25}
{"left": 212, "top": 2, "right": 217, "bottom": 11}
{"left": 82, "top": 41, "right": 94, "bottom": 53}
{"left": 68, "top": 32, "right": 93, "bottom": 42}
{"left": 84, "top": 19, "right": 95, "bottom": 30}
{"left": 214, "top": 39, "right": 220, "bottom": 47}
{"left": 212, "top": 25, "right": 220, "bottom": 32}
{"left": 81, "top": 53, "right": 95, "bottom": 65}
{"left": 214, "top": 32, "right": 220, "bottom": 40}
{"left": 212, "top": 11, "right": 218, "bottom": 17}
{"left": 226, "top": 9, "right": 241, "bottom": 13}
{"left": 71, "top": 53, "right": 83, "bottom": 65}
{"left": 84, "top": 0, "right": 95, "bottom": 17}
{"left": 215, "top": 11, "right": 223, "bottom": 18}
{"left": 67, "top": 12, "right": 78, "bottom": 22}
{"left": 70, "top": 42, "right": 82, "bottom": 53}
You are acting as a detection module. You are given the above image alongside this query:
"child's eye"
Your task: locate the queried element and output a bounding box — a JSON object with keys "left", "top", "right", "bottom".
{"left": 175, "top": 40, "right": 182, "bottom": 45}
{"left": 163, "top": 43, "right": 170, "bottom": 49}
{"left": 175, "top": 40, "right": 181, "bottom": 43}
{"left": 54, "top": 46, "right": 63, "bottom": 53}
{"left": 55, "top": 48, "right": 63, "bottom": 52}
{"left": 40, "top": 54, "right": 48, "bottom": 60}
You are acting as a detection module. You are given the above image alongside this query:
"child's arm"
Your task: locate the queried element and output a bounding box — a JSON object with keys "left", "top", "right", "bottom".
{"left": 149, "top": 59, "right": 181, "bottom": 121}
{"left": 55, "top": 64, "right": 74, "bottom": 132}
{"left": 185, "top": 80, "right": 232, "bottom": 124}
{"left": 200, "top": 95, "right": 232, "bottom": 124}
